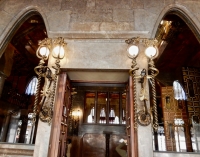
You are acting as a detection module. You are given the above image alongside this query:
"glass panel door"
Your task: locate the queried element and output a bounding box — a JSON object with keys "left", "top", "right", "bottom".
{"left": 84, "top": 92, "right": 95, "bottom": 123}
{"left": 97, "top": 92, "right": 107, "bottom": 124}
{"left": 109, "top": 92, "right": 119, "bottom": 124}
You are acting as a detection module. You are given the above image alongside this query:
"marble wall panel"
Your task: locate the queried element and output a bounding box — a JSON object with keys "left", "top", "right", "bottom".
{"left": 47, "top": 0, "right": 61, "bottom": 12}
{"left": 113, "top": 9, "right": 134, "bottom": 22}
{"left": 69, "top": 22, "right": 100, "bottom": 31}
{"left": 70, "top": 9, "right": 113, "bottom": 22}
{"left": 47, "top": 10, "right": 71, "bottom": 31}
{"left": 99, "top": 22, "right": 134, "bottom": 31}
{"left": 130, "top": 0, "right": 144, "bottom": 9}
{"left": 1, "top": 0, "right": 28, "bottom": 16}
{"left": 60, "top": 40, "right": 130, "bottom": 69}
{"left": 61, "top": 0, "right": 87, "bottom": 10}
{"left": 86, "top": 0, "right": 96, "bottom": 8}
{"left": 95, "top": 0, "right": 131, "bottom": 9}
{"left": 144, "top": 0, "right": 165, "bottom": 9}
{"left": 134, "top": 9, "right": 157, "bottom": 32}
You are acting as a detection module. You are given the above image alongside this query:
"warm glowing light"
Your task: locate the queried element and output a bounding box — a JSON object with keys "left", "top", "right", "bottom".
{"left": 52, "top": 45, "right": 65, "bottom": 59}
{"left": 127, "top": 45, "right": 139, "bottom": 58}
{"left": 145, "top": 46, "right": 158, "bottom": 58}
{"left": 72, "top": 110, "right": 80, "bottom": 117}
{"left": 39, "top": 46, "right": 50, "bottom": 58}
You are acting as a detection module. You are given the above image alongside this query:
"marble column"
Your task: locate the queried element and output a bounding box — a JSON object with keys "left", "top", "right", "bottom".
{"left": 0, "top": 111, "right": 11, "bottom": 142}
{"left": 0, "top": 72, "right": 7, "bottom": 98}
{"left": 33, "top": 120, "right": 51, "bottom": 157}
{"left": 6, "top": 110, "right": 20, "bottom": 143}
{"left": 136, "top": 46, "right": 154, "bottom": 157}
{"left": 18, "top": 110, "right": 28, "bottom": 143}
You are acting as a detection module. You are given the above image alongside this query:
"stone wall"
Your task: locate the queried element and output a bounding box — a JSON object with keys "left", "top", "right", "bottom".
{"left": 0, "top": 143, "right": 34, "bottom": 157}
{"left": 0, "top": 0, "right": 200, "bottom": 68}
{"left": 1, "top": 1, "right": 200, "bottom": 157}
{"left": 154, "top": 152, "right": 200, "bottom": 157}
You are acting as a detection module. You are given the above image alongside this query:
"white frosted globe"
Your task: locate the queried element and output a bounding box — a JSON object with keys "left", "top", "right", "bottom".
{"left": 39, "top": 46, "right": 50, "bottom": 57}
{"left": 127, "top": 45, "right": 139, "bottom": 58}
{"left": 145, "top": 46, "right": 157, "bottom": 58}
{"left": 53, "top": 45, "right": 65, "bottom": 59}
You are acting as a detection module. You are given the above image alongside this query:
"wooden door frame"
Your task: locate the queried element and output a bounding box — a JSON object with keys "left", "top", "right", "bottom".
{"left": 128, "top": 75, "right": 138, "bottom": 157}
{"left": 48, "top": 72, "right": 67, "bottom": 157}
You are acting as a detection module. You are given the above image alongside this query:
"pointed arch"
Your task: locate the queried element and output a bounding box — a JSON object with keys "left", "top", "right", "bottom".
{"left": 151, "top": 4, "right": 200, "bottom": 42}
{"left": 25, "top": 76, "right": 38, "bottom": 95}
{"left": 0, "top": 6, "right": 49, "bottom": 57}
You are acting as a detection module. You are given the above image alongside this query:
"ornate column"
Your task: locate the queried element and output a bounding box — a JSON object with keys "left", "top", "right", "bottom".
{"left": 0, "top": 111, "right": 11, "bottom": 142}
{"left": 18, "top": 110, "right": 28, "bottom": 143}
{"left": 0, "top": 72, "right": 7, "bottom": 98}
{"left": 6, "top": 111, "right": 21, "bottom": 143}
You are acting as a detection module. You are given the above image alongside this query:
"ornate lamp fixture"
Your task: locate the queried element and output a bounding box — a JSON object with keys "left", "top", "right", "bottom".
{"left": 125, "top": 37, "right": 159, "bottom": 131}
{"left": 33, "top": 37, "right": 67, "bottom": 124}
{"left": 72, "top": 109, "right": 80, "bottom": 136}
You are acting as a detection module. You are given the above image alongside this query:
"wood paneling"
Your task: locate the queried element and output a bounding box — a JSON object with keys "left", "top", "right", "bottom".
{"left": 48, "top": 72, "right": 70, "bottom": 157}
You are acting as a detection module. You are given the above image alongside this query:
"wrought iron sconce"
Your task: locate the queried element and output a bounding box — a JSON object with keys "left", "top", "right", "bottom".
{"left": 33, "top": 37, "right": 67, "bottom": 124}
{"left": 125, "top": 37, "right": 159, "bottom": 131}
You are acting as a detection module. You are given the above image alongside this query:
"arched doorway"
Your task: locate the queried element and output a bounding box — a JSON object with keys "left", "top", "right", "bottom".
{"left": 153, "top": 12, "right": 200, "bottom": 152}
{"left": 0, "top": 14, "right": 47, "bottom": 144}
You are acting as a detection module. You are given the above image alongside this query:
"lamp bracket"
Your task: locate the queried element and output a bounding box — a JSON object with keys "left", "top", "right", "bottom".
{"left": 33, "top": 37, "right": 67, "bottom": 124}
{"left": 137, "top": 110, "right": 151, "bottom": 126}
{"left": 125, "top": 37, "right": 158, "bottom": 47}
{"left": 137, "top": 69, "right": 151, "bottom": 126}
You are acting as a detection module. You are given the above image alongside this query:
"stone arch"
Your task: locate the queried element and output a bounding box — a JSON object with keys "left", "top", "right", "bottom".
{"left": 151, "top": 4, "right": 200, "bottom": 41}
{"left": 0, "top": 6, "right": 49, "bottom": 57}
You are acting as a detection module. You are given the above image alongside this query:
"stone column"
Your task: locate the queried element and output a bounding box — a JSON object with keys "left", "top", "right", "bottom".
{"left": 0, "top": 111, "right": 11, "bottom": 142}
{"left": 18, "top": 110, "right": 28, "bottom": 143}
{"left": 6, "top": 110, "right": 20, "bottom": 143}
{"left": 0, "top": 72, "right": 7, "bottom": 98}
{"left": 33, "top": 120, "right": 51, "bottom": 157}
{"left": 136, "top": 46, "right": 154, "bottom": 157}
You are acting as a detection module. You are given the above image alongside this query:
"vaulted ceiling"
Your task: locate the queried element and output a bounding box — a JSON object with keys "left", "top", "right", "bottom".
{"left": 10, "top": 15, "right": 47, "bottom": 78}
{"left": 155, "top": 14, "right": 200, "bottom": 86}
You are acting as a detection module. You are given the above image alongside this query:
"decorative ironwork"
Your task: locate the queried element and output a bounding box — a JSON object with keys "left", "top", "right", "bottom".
{"left": 149, "top": 58, "right": 159, "bottom": 131}
{"left": 126, "top": 37, "right": 159, "bottom": 129}
{"left": 33, "top": 37, "right": 67, "bottom": 124}
{"left": 129, "top": 58, "right": 139, "bottom": 129}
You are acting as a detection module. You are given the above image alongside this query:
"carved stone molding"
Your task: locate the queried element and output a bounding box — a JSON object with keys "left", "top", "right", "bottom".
{"left": 0, "top": 148, "right": 33, "bottom": 156}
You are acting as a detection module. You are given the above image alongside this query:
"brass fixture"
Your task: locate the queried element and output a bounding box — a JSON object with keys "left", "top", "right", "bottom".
{"left": 33, "top": 37, "right": 67, "bottom": 124}
{"left": 125, "top": 37, "right": 159, "bottom": 131}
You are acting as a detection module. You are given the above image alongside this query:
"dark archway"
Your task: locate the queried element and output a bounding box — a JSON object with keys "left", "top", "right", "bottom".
{"left": 0, "top": 13, "right": 47, "bottom": 144}
{"left": 152, "top": 13, "right": 200, "bottom": 152}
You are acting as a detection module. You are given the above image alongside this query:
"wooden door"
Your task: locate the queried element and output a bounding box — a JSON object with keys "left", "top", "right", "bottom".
{"left": 127, "top": 75, "right": 138, "bottom": 157}
{"left": 48, "top": 72, "right": 71, "bottom": 157}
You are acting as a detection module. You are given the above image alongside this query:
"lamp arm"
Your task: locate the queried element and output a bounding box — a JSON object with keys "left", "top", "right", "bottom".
{"left": 39, "top": 77, "right": 53, "bottom": 107}
{"left": 139, "top": 74, "right": 148, "bottom": 115}
{"left": 148, "top": 58, "right": 159, "bottom": 131}
{"left": 33, "top": 59, "right": 46, "bottom": 123}
{"left": 52, "top": 59, "right": 61, "bottom": 75}
{"left": 39, "top": 65, "right": 59, "bottom": 124}
{"left": 129, "top": 58, "right": 139, "bottom": 129}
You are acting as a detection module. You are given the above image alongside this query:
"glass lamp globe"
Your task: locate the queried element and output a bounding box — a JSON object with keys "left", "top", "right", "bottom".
{"left": 52, "top": 45, "right": 65, "bottom": 59}
{"left": 39, "top": 46, "right": 50, "bottom": 58}
{"left": 127, "top": 45, "right": 139, "bottom": 59}
{"left": 36, "top": 46, "right": 50, "bottom": 60}
{"left": 145, "top": 46, "right": 158, "bottom": 59}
